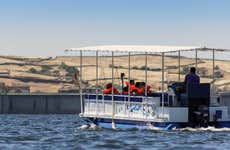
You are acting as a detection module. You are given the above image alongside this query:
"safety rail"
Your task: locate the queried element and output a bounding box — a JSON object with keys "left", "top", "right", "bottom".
{"left": 83, "top": 94, "right": 163, "bottom": 120}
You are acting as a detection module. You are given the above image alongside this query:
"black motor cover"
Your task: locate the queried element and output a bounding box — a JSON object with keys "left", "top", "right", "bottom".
{"left": 186, "top": 83, "right": 210, "bottom": 127}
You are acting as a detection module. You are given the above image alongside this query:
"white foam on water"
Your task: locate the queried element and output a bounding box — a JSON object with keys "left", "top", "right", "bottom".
{"left": 79, "top": 124, "right": 90, "bottom": 130}
{"left": 79, "top": 123, "right": 101, "bottom": 130}
{"left": 79, "top": 123, "right": 230, "bottom": 132}
{"left": 146, "top": 123, "right": 165, "bottom": 131}
{"left": 177, "top": 126, "right": 230, "bottom": 132}
{"left": 89, "top": 123, "right": 100, "bottom": 129}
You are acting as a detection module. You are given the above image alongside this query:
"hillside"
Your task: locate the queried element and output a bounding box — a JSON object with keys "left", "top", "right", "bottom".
{"left": 0, "top": 55, "right": 229, "bottom": 93}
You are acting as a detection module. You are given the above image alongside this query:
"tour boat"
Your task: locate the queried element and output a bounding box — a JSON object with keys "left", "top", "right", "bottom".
{"left": 66, "top": 45, "right": 230, "bottom": 130}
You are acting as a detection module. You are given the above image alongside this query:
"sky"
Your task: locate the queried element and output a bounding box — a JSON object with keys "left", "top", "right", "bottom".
{"left": 0, "top": 0, "right": 230, "bottom": 56}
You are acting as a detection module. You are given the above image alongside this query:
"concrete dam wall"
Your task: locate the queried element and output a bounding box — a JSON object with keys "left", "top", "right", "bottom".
{"left": 1, "top": 92, "right": 230, "bottom": 115}
{"left": 0, "top": 93, "right": 80, "bottom": 114}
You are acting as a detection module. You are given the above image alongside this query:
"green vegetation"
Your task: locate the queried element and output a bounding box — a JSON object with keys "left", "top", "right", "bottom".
{"left": 28, "top": 65, "right": 52, "bottom": 76}
{"left": 59, "top": 62, "right": 69, "bottom": 70}
{"left": 52, "top": 70, "right": 60, "bottom": 77}
{"left": 132, "top": 66, "right": 139, "bottom": 70}
{"left": 66, "top": 66, "right": 77, "bottom": 77}
{"left": 40, "top": 65, "right": 52, "bottom": 75}
{"left": 167, "top": 65, "right": 177, "bottom": 69}
{"left": 28, "top": 62, "right": 79, "bottom": 81}
{"left": 29, "top": 67, "right": 37, "bottom": 74}
{"left": 214, "top": 65, "right": 220, "bottom": 70}
{"left": 181, "top": 66, "right": 224, "bottom": 79}
{"left": 182, "top": 66, "right": 190, "bottom": 75}
{"left": 109, "top": 64, "right": 161, "bottom": 71}
{"left": 214, "top": 71, "right": 224, "bottom": 78}
{"left": 59, "top": 62, "right": 79, "bottom": 81}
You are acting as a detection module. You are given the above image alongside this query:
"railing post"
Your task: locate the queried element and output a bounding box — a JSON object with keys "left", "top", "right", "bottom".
{"left": 87, "top": 94, "right": 90, "bottom": 114}
{"left": 178, "top": 51, "right": 181, "bottom": 81}
{"left": 96, "top": 51, "right": 99, "bottom": 115}
{"left": 128, "top": 52, "right": 131, "bottom": 117}
{"left": 212, "top": 49, "right": 215, "bottom": 95}
{"left": 195, "top": 49, "right": 198, "bottom": 69}
{"left": 161, "top": 52, "right": 165, "bottom": 117}
{"left": 80, "top": 50, "right": 83, "bottom": 114}
{"left": 111, "top": 52, "right": 116, "bottom": 129}
{"left": 103, "top": 94, "right": 105, "bottom": 115}
{"left": 145, "top": 52, "right": 148, "bottom": 97}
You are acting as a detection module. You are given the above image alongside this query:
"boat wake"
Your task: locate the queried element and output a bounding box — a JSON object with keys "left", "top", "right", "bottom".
{"left": 79, "top": 123, "right": 230, "bottom": 132}
{"left": 177, "top": 126, "right": 230, "bottom": 132}
{"left": 147, "top": 125, "right": 167, "bottom": 131}
{"left": 146, "top": 123, "right": 230, "bottom": 132}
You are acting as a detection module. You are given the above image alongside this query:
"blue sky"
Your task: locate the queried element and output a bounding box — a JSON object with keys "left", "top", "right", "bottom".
{"left": 0, "top": 0, "right": 230, "bottom": 56}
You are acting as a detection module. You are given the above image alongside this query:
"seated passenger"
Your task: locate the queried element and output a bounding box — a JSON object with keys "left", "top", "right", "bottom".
{"left": 103, "top": 83, "right": 120, "bottom": 95}
{"left": 135, "top": 82, "right": 145, "bottom": 96}
{"left": 122, "top": 86, "right": 129, "bottom": 95}
{"left": 184, "top": 67, "right": 200, "bottom": 85}
{"left": 146, "top": 85, "right": 152, "bottom": 95}
{"left": 136, "top": 87, "right": 144, "bottom": 95}
{"left": 135, "top": 82, "right": 152, "bottom": 96}
{"left": 125, "top": 80, "right": 138, "bottom": 94}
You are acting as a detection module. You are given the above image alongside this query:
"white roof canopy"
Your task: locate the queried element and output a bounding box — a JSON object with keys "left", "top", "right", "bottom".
{"left": 66, "top": 45, "right": 199, "bottom": 53}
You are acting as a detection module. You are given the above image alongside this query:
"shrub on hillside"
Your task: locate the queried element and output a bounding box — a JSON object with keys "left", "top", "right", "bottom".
{"left": 40, "top": 65, "right": 52, "bottom": 75}
{"left": 132, "top": 66, "right": 139, "bottom": 70}
{"left": 29, "top": 67, "right": 37, "bottom": 74}
{"left": 59, "top": 62, "right": 68, "bottom": 69}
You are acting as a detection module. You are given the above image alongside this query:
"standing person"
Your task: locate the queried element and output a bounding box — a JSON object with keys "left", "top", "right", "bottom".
{"left": 184, "top": 67, "right": 200, "bottom": 85}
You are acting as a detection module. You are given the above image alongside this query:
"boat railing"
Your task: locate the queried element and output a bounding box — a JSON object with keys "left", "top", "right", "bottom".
{"left": 83, "top": 93, "right": 162, "bottom": 120}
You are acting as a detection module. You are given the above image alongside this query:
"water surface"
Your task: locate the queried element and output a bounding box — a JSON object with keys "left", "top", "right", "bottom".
{"left": 0, "top": 115, "right": 229, "bottom": 150}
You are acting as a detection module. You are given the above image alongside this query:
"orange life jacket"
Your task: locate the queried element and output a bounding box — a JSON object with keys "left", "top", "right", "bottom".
{"left": 136, "top": 86, "right": 151, "bottom": 95}
{"left": 103, "top": 87, "right": 120, "bottom": 95}
{"left": 136, "top": 87, "right": 144, "bottom": 95}
{"left": 125, "top": 82, "right": 138, "bottom": 94}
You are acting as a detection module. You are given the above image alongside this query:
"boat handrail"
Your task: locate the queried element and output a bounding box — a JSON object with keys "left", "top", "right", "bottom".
{"left": 83, "top": 93, "right": 158, "bottom": 99}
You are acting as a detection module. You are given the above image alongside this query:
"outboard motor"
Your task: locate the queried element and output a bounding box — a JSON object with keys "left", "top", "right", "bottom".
{"left": 182, "top": 83, "right": 210, "bottom": 127}
{"left": 193, "top": 105, "right": 209, "bottom": 127}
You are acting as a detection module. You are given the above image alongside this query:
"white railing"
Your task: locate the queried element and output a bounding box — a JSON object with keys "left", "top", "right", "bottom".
{"left": 83, "top": 94, "right": 161, "bottom": 120}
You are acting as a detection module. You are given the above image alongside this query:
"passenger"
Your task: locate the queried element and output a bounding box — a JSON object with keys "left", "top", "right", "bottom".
{"left": 146, "top": 85, "right": 152, "bottom": 95}
{"left": 103, "top": 83, "right": 120, "bottom": 95}
{"left": 135, "top": 82, "right": 145, "bottom": 95}
{"left": 136, "top": 87, "right": 144, "bottom": 95}
{"left": 125, "top": 80, "right": 137, "bottom": 94}
{"left": 184, "top": 67, "right": 200, "bottom": 85}
{"left": 122, "top": 86, "right": 129, "bottom": 95}
{"left": 135, "top": 82, "right": 152, "bottom": 96}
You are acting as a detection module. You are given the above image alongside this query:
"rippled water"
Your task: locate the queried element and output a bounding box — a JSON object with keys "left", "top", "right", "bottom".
{"left": 0, "top": 115, "right": 230, "bottom": 150}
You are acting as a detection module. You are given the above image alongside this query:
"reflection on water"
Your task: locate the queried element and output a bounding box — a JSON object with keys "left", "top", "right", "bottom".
{"left": 0, "top": 115, "right": 230, "bottom": 150}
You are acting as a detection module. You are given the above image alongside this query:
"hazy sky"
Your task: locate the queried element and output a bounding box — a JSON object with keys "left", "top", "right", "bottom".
{"left": 0, "top": 0, "right": 230, "bottom": 56}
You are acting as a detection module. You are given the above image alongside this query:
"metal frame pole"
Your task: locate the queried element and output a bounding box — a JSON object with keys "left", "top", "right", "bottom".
{"left": 195, "top": 49, "right": 198, "bottom": 68}
{"left": 111, "top": 51, "right": 115, "bottom": 128}
{"left": 212, "top": 49, "right": 215, "bottom": 95}
{"left": 161, "top": 52, "right": 165, "bottom": 117}
{"left": 178, "top": 51, "right": 181, "bottom": 81}
{"left": 128, "top": 52, "right": 131, "bottom": 116}
{"left": 96, "top": 51, "right": 99, "bottom": 115}
{"left": 80, "top": 50, "right": 83, "bottom": 114}
{"left": 145, "top": 52, "right": 148, "bottom": 96}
